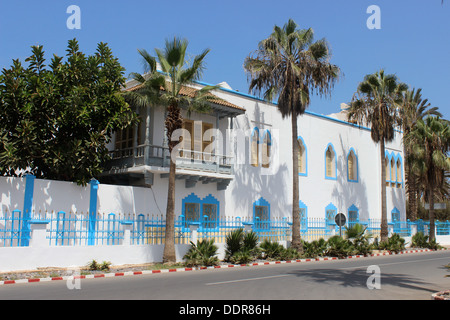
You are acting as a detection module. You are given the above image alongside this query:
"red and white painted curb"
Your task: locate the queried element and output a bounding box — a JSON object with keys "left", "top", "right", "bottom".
{"left": 0, "top": 248, "right": 444, "bottom": 286}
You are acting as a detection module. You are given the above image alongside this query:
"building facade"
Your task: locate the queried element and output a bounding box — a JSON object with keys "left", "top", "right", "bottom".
{"left": 99, "top": 77, "right": 406, "bottom": 229}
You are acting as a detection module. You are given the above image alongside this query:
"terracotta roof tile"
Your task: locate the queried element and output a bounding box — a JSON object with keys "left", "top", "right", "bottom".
{"left": 125, "top": 82, "right": 245, "bottom": 112}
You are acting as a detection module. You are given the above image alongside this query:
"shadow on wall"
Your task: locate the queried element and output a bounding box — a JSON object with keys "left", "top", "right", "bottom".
{"left": 231, "top": 102, "right": 291, "bottom": 219}
{"left": 32, "top": 178, "right": 90, "bottom": 214}
{"left": 331, "top": 136, "right": 370, "bottom": 221}
{"left": 0, "top": 176, "right": 25, "bottom": 213}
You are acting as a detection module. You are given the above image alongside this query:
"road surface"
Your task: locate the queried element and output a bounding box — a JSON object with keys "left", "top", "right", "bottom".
{"left": 0, "top": 250, "right": 449, "bottom": 301}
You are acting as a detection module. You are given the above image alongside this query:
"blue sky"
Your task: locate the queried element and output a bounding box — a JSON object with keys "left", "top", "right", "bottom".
{"left": 0, "top": 0, "right": 449, "bottom": 120}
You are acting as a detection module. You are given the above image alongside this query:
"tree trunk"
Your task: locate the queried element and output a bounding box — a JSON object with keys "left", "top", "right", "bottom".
{"left": 290, "top": 113, "right": 302, "bottom": 253}
{"left": 162, "top": 158, "right": 177, "bottom": 263}
{"left": 380, "top": 139, "right": 388, "bottom": 242}
{"left": 428, "top": 186, "right": 436, "bottom": 242}
{"left": 406, "top": 163, "right": 418, "bottom": 221}
{"left": 162, "top": 103, "right": 182, "bottom": 264}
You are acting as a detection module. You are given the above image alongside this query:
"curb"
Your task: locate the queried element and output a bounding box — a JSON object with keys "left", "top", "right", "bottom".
{"left": 0, "top": 248, "right": 444, "bottom": 286}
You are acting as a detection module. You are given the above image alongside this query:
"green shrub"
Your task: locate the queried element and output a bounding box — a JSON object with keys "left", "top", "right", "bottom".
{"left": 411, "top": 232, "right": 429, "bottom": 248}
{"left": 302, "top": 238, "right": 327, "bottom": 258}
{"left": 411, "top": 232, "right": 442, "bottom": 250}
{"left": 225, "top": 228, "right": 260, "bottom": 263}
{"left": 345, "top": 223, "right": 373, "bottom": 256}
{"left": 225, "top": 228, "right": 245, "bottom": 259}
{"left": 87, "top": 259, "right": 111, "bottom": 271}
{"left": 326, "top": 235, "right": 354, "bottom": 259}
{"left": 279, "top": 247, "right": 301, "bottom": 260}
{"left": 259, "top": 239, "right": 285, "bottom": 260}
{"left": 378, "top": 233, "right": 405, "bottom": 253}
{"left": 183, "top": 239, "right": 219, "bottom": 267}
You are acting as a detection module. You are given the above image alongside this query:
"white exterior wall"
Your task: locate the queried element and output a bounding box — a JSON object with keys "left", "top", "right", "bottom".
{"left": 212, "top": 88, "right": 406, "bottom": 222}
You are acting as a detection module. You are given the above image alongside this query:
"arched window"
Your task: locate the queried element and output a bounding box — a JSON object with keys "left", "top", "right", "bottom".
{"left": 253, "top": 197, "right": 270, "bottom": 230}
{"left": 262, "top": 130, "right": 271, "bottom": 168}
{"left": 348, "top": 204, "right": 359, "bottom": 227}
{"left": 325, "top": 144, "right": 336, "bottom": 180}
{"left": 385, "top": 156, "right": 390, "bottom": 185}
{"left": 202, "top": 194, "right": 220, "bottom": 229}
{"left": 347, "top": 149, "right": 358, "bottom": 182}
{"left": 298, "top": 137, "right": 307, "bottom": 176}
{"left": 390, "top": 157, "right": 395, "bottom": 186}
{"left": 182, "top": 193, "right": 201, "bottom": 228}
{"left": 251, "top": 127, "right": 259, "bottom": 167}
{"left": 325, "top": 203, "right": 337, "bottom": 225}
{"left": 299, "top": 201, "right": 308, "bottom": 232}
{"left": 396, "top": 158, "right": 402, "bottom": 187}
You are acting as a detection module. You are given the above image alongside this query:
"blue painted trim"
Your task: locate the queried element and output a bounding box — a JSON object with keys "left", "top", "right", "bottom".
{"left": 347, "top": 148, "right": 359, "bottom": 183}
{"left": 298, "top": 136, "right": 308, "bottom": 176}
{"left": 324, "top": 143, "right": 337, "bottom": 180}
{"left": 88, "top": 179, "right": 99, "bottom": 246}
{"left": 201, "top": 194, "right": 220, "bottom": 231}
{"left": 181, "top": 193, "right": 220, "bottom": 231}
{"left": 133, "top": 76, "right": 403, "bottom": 134}
{"left": 325, "top": 202, "right": 337, "bottom": 224}
{"left": 251, "top": 127, "right": 260, "bottom": 143}
{"left": 20, "top": 174, "right": 35, "bottom": 246}
{"left": 263, "top": 130, "right": 272, "bottom": 146}
{"left": 348, "top": 204, "right": 360, "bottom": 222}
{"left": 182, "top": 193, "right": 202, "bottom": 229}
{"left": 391, "top": 207, "right": 400, "bottom": 222}
{"left": 191, "top": 79, "right": 380, "bottom": 132}
{"left": 29, "top": 219, "right": 50, "bottom": 225}
{"left": 299, "top": 200, "right": 308, "bottom": 232}
{"left": 394, "top": 154, "right": 404, "bottom": 187}
{"left": 253, "top": 197, "right": 270, "bottom": 230}
{"left": 385, "top": 152, "right": 404, "bottom": 186}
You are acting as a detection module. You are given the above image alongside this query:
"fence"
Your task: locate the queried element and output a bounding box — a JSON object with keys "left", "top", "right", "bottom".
{"left": 1, "top": 209, "right": 449, "bottom": 248}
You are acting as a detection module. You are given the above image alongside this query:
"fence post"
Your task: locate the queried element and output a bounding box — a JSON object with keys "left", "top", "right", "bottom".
{"left": 88, "top": 179, "right": 99, "bottom": 246}
{"left": 410, "top": 220, "right": 417, "bottom": 238}
{"left": 242, "top": 221, "right": 254, "bottom": 233}
{"left": 189, "top": 222, "right": 201, "bottom": 244}
{"left": 29, "top": 219, "right": 50, "bottom": 248}
{"left": 20, "top": 174, "right": 36, "bottom": 246}
{"left": 121, "top": 220, "right": 133, "bottom": 246}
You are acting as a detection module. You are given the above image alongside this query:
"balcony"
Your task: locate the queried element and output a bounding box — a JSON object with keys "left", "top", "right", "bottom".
{"left": 102, "top": 144, "right": 234, "bottom": 190}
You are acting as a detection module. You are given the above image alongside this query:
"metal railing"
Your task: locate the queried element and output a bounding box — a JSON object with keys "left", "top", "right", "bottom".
{"left": 1, "top": 209, "right": 448, "bottom": 248}
{"left": 108, "top": 144, "right": 234, "bottom": 174}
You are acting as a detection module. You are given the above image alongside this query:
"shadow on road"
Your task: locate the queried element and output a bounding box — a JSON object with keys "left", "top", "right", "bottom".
{"left": 286, "top": 268, "right": 439, "bottom": 294}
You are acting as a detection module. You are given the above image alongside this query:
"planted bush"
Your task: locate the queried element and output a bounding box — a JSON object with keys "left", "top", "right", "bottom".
{"left": 183, "top": 239, "right": 219, "bottom": 267}
{"left": 345, "top": 223, "right": 373, "bottom": 256}
{"left": 302, "top": 238, "right": 327, "bottom": 258}
{"left": 225, "top": 228, "right": 260, "bottom": 264}
{"left": 378, "top": 233, "right": 405, "bottom": 253}
{"left": 325, "top": 235, "right": 354, "bottom": 259}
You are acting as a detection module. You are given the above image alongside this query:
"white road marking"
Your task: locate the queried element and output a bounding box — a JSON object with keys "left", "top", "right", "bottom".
{"left": 205, "top": 274, "right": 289, "bottom": 285}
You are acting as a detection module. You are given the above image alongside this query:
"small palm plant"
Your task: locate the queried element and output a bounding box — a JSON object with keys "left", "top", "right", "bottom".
{"left": 183, "top": 239, "right": 219, "bottom": 267}
{"left": 225, "top": 228, "right": 260, "bottom": 263}
{"left": 345, "top": 223, "right": 373, "bottom": 256}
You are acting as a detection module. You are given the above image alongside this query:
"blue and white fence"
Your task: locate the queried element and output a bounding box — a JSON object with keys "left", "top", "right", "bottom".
{"left": 2, "top": 209, "right": 448, "bottom": 248}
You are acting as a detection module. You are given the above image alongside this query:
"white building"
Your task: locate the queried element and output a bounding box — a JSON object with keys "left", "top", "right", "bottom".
{"left": 99, "top": 77, "right": 406, "bottom": 229}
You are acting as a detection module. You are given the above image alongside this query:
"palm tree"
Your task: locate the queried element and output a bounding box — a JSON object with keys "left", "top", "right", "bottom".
{"left": 399, "top": 88, "right": 442, "bottom": 221}
{"left": 244, "top": 19, "right": 340, "bottom": 252}
{"left": 348, "top": 69, "right": 408, "bottom": 242}
{"left": 124, "top": 37, "right": 220, "bottom": 263}
{"left": 405, "top": 116, "right": 450, "bottom": 242}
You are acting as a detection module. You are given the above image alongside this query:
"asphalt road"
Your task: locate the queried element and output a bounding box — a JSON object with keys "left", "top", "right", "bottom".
{"left": 0, "top": 250, "right": 449, "bottom": 301}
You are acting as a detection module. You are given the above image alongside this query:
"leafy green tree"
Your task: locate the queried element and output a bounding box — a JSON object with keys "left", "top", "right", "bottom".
{"left": 348, "top": 70, "right": 408, "bottom": 242}
{"left": 0, "top": 39, "right": 137, "bottom": 185}
{"left": 125, "top": 37, "right": 220, "bottom": 263}
{"left": 399, "top": 88, "right": 442, "bottom": 221}
{"left": 405, "top": 116, "right": 450, "bottom": 241}
{"left": 244, "top": 19, "right": 340, "bottom": 253}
